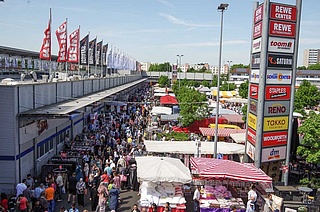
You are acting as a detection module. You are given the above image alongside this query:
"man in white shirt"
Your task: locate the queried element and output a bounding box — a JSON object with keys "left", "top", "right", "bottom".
{"left": 193, "top": 186, "right": 201, "bottom": 212}
{"left": 247, "top": 184, "right": 258, "bottom": 211}
{"left": 16, "top": 179, "right": 27, "bottom": 197}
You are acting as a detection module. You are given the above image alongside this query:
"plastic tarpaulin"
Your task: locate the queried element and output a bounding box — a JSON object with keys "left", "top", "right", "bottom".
{"left": 135, "top": 156, "right": 192, "bottom": 183}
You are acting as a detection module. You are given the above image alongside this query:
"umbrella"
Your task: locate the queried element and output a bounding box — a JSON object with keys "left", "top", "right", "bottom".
{"left": 211, "top": 108, "right": 238, "bottom": 115}
{"left": 135, "top": 156, "right": 192, "bottom": 183}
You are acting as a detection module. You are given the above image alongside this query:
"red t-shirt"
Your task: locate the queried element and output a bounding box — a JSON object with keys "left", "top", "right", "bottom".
{"left": 1, "top": 199, "right": 8, "bottom": 211}
{"left": 18, "top": 197, "right": 28, "bottom": 210}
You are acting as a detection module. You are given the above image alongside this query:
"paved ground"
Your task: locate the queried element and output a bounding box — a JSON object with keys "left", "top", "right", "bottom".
{"left": 55, "top": 188, "right": 140, "bottom": 212}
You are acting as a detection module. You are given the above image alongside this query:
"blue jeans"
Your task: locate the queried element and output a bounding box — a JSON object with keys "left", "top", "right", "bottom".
{"left": 194, "top": 200, "right": 199, "bottom": 212}
{"left": 48, "top": 199, "right": 55, "bottom": 212}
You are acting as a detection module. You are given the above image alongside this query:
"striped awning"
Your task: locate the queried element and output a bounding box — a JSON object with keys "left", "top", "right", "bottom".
{"left": 212, "top": 91, "right": 235, "bottom": 97}
{"left": 199, "top": 127, "right": 246, "bottom": 137}
{"left": 190, "top": 157, "right": 272, "bottom": 183}
{"left": 222, "top": 114, "right": 244, "bottom": 124}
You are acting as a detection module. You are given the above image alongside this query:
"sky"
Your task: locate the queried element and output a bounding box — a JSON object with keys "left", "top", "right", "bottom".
{"left": 0, "top": 0, "right": 319, "bottom": 66}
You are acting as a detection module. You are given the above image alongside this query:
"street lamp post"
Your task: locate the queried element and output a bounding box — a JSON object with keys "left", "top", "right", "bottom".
{"left": 214, "top": 3, "right": 229, "bottom": 159}
{"left": 177, "top": 55, "right": 184, "bottom": 87}
{"left": 227, "top": 60, "right": 232, "bottom": 91}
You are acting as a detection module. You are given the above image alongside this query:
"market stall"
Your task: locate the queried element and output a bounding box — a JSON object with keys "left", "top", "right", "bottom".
{"left": 136, "top": 156, "right": 192, "bottom": 212}
{"left": 190, "top": 157, "right": 273, "bottom": 212}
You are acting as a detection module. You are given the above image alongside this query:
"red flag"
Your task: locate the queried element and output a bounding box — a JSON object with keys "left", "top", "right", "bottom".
{"left": 39, "top": 11, "right": 51, "bottom": 60}
{"left": 67, "top": 28, "right": 80, "bottom": 63}
{"left": 56, "top": 21, "right": 67, "bottom": 62}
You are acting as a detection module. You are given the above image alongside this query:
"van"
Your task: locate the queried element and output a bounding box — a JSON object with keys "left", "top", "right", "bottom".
{"left": 208, "top": 124, "right": 241, "bottom": 129}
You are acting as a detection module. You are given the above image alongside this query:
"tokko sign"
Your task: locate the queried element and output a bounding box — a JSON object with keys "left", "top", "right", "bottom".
{"left": 264, "top": 100, "right": 290, "bottom": 116}
{"left": 263, "top": 116, "right": 289, "bottom": 132}
{"left": 266, "top": 70, "right": 292, "bottom": 85}
{"left": 248, "top": 113, "right": 257, "bottom": 130}
{"left": 254, "top": 4, "right": 264, "bottom": 23}
{"left": 250, "top": 69, "right": 260, "bottom": 84}
{"left": 270, "top": 3, "right": 297, "bottom": 22}
{"left": 269, "top": 20, "right": 296, "bottom": 38}
{"left": 267, "top": 53, "right": 293, "bottom": 69}
{"left": 268, "top": 37, "right": 295, "bottom": 54}
{"left": 265, "top": 85, "right": 291, "bottom": 100}
{"left": 263, "top": 131, "right": 288, "bottom": 147}
{"left": 250, "top": 84, "right": 259, "bottom": 99}
{"left": 249, "top": 99, "right": 258, "bottom": 115}
{"left": 253, "top": 22, "right": 263, "bottom": 39}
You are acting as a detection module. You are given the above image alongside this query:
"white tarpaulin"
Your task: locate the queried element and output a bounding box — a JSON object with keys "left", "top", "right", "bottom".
{"left": 230, "top": 133, "right": 246, "bottom": 144}
{"left": 144, "top": 140, "right": 245, "bottom": 155}
{"left": 151, "top": 106, "right": 172, "bottom": 115}
{"left": 135, "top": 156, "right": 192, "bottom": 184}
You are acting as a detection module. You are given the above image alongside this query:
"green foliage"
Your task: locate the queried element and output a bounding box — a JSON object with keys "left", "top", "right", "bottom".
{"left": 241, "top": 105, "right": 247, "bottom": 122}
{"left": 307, "top": 63, "right": 320, "bottom": 70}
{"left": 176, "top": 86, "right": 210, "bottom": 127}
{"left": 299, "top": 177, "right": 320, "bottom": 189}
{"left": 230, "top": 63, "right": 250, "bottom": 70}
{"left": 148, "top": 62, "right": 171, "bottom": 72}
{"left": 297, "top": 66, "right": 307, "bottom": 70}
{"left": 239, "top": 80, "right": 249, "bottom": 99}
{"left": 158, "top": 75, "right": 170, "bottom": 88}
{"left": 157, "top": 132, "right": 189, "bottom": 141}
{"left": 201, "top": 80, "right": 211, "bottom": 88}
{"left": 220, "top": 82, "right": 237, "bottom": 91}
{"left": 294, "top": 80, "right": 320, "bottom": 110}
{"left": 297, "top": 111, "right": 320, "bottom": 164}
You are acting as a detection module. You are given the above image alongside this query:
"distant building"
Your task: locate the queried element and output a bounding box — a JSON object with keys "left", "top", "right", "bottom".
{"left": 303, "top": 49, "right": 320, "bottom": 67}
{"left": 140, "top": 62, "right": 151, "bottom": 72}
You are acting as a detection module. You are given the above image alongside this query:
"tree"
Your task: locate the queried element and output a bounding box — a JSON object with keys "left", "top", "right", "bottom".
{"left": 297, "top": 111, "right": 320, "bottom": 164}
{"left": 176, "top": 86, "right": 210, "bottom": 127}
{"left": 307, "top": 63, "right": 320, "bottom": 70}
{"left": 297, "top": 66, "right": 307, "bottom": 70}
{"left": 158, "top": 75, "right": 170, "bottom": 88}
{"left": 238, "top": 80, "right": 249, "bottom": 99}
{"left": 241, "top": 105, "right": 247, "bottom": 122}
{"left": 201, "top": 80, "right": 211, "bottom": 88}
{"left": 294, "top": 80, "right": 320, "bottom": 110}
{"left": 230, "top": 63, "right": 250, "bottom": 70}
{"left": 220, "top": 83, "right": 237, "bottom": 91}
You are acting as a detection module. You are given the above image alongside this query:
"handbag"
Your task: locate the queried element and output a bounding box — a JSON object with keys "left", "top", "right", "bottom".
{"left": 61, "top": 186, "right": 66, "bottom": 194}
{"left": 120, "top": 174, "right": 127, "bottom": 182}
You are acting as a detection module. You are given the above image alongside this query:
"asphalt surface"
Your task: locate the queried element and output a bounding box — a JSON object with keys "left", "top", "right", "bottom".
{"left": 55, "top": 188, "right": 140, "bottom": 212}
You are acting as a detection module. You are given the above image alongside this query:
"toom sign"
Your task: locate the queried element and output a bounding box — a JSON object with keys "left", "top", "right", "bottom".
{"left": 246, "top": 141, "right": 256, "bottom": 160}
{"left": 253, "top": 22, "right": 263, "bottom": 39}
{"left": 250, "top": 69, "right": 260, "bottom": 84}
{"left": 252, "top": 37, "right": 262, "bottom": 54}
{"left": 269, "top": 20, "right": 296, "bottom": 38}
{"left": 270, "top": 3, "right": 297, "bottom": 22}
{"left": 248, "top": 113, "right": 257, "bottom": 130}
{"left": 263, "top": 116, "right": 289, "bottom": 132}
{"left": 261, "top": 145, "right": 287, "bottom": 162}
{"left": 250, "top": 84, "right": 259, "bottom": 99}
{"left": 247, "top": 127, "right": 256, "bottom": 145}
{"left": 251, "top": 53, "right": 261, "bottom": 69}
{"left": 263, "top": 131, "right": 288, "bottom": 147}
{"left": 264, "top": 101, "right": 290, "bottom": 116}
{"left": 265, "top": 85, "right": 291, "bottom": 100}
{"left": 267, "top": 53, "right": 293, "bottom": 69}
{"left": 254, "top": 4, "right": 263, "bottom": 23}
{"left": 249, "top": 99, "right": 258, "bottom": 115}
{"left": 266, "top": 70, "right": 292, "bottom": 85}
{"left": 268, "top": 37, "right": 294, "bottom": 54}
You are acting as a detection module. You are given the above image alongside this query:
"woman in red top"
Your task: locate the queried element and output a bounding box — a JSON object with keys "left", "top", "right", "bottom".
{"left": 0, "top": 193, "right": 8, "bottom": 212}
{"left": 16, "top": 194, "right": 28, "bottom": 212}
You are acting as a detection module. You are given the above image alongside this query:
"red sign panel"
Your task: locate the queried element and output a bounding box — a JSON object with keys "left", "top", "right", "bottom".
{"left": 263, "top": 131, "right": 288, "bottom": 147}
{"left": 253, "top": 22, "right": 263, "bottom": 39}
{"left": 269, "top": 20, "right": 296, "bottom": 38}
{"left": 254, "top": 4, "right": 264, "bottom": 23}
{"left": 247, "top": 127, "right": 256, "bottom": 145}
{"left": 270, "top": 3, "right": 297, "bottom": 22}
{"left": 250, "top": 84, "right": 259, "bottom": 99}
{"left": 265, "top": 85, "right": 291, "bottom": 100}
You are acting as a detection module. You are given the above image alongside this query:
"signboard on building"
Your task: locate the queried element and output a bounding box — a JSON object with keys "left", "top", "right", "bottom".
{"left": 248, "top": 113, "right": 257, "bottom": 130}
{"left": 261, "top": 145, "right": 287, "bottom": 162}
{"left": 266, "top": 70, "right": 292, "bottom": 84}
{"left": 267, "top": 53, "right": 293, "bottom": 69}
{"left": 251, "top": 53, "right": 261, "bottom": 69}
{"left": 263, "top": 131, "right": 288, "bottom": 147}
{"left": 250, "top": 84, "right": 259, "bottom": 99}
{"left": 265, "top": 85, "right": 291, "bottom": 100}
{"left": 268, "top": 37, "right": 295, "bottom": 53}
{"left": 264, "top": 101, "right": 290, "bottom": 116}
{"left": 253, "top": 22, "right": 263, "bottom": 39}
{"left": 269, "top": 20, "right": 296, "bottom": 38}
{"left": 248, "top": 127, "right": 257, "bottom": 145}
{"left": 249, "top": 99, "right": 258, "bottom": 115}
{"left": 254, "top": 4, "right": 264, "bottom": 23}
{"left": 263, "top": 116, "right": 289, "bottom": 132}
{"left": 270, "top": 3, "right": 297, "bottom": 22}
{"left": 250, "top": 69, "right": 260, "bottom": 84}
{"left": 246, "top": 141, "right": 256, "bottom": 160}
{"left": 252, "top": 37, "right": 262, "bottom": 53}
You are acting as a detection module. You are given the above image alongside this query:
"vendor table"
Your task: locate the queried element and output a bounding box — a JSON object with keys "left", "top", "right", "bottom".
{"left": 275, "top": 186, "right": 298, "bottom": 193}
{"left": 200, "top": 208, "right": 245, "bottom": 212}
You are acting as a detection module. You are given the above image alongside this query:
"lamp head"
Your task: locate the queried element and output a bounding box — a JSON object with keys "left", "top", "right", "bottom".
{"left": 218, "top": 3, "right": 229, "bottom": 11}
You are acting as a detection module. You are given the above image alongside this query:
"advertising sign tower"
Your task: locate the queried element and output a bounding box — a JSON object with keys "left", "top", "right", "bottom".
{"left": 245, "top": 0, "right": 302, "bottom": 185}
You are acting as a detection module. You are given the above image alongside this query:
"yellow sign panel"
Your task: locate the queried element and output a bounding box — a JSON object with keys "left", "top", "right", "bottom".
{"left": 248, "top": 113, "right": 257, "bottom": 130}
{"left": 263, "top": 116, "right": 289, "bottom": 132}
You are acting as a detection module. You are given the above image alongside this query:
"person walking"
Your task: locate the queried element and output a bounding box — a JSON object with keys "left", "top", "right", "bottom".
{"left": 44, "top": 184, "right": 55, "bottom": 212}
{"left": 67, "top": 172, "right": 77, "bottom": 204}
{"left": 56, "top": 173, "right": 64, "bottom": 202}
{"left": 76, "top": 178, "right": 86, "bottom": 207}
{"left": 97, "top": 182, "right": 108, "bottom": 212}
{"left": 193, "top": 186, "right": 201, "bottom": 212}
{"left": 16, "top": 194, "right": 28, "bottom": 212}
{"left": 16, "top": 179, "right": 27, "bottom": 197}
{"left": 68, "top": 203, "right": 79, "bottom": 212}
{"left": 22, "top": 185, "right": 33, "bottom": 212}
{"left": 108, "top": 184, "right": 119, "bottom": 212}
{"left": 90, "top": 182, "right": 99, "bottom": 212}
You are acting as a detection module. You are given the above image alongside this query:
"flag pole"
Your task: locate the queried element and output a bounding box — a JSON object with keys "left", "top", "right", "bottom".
{"left": 95, "top": 36, "right": 98, "bottom": 77}
{"left": 49, "top": 8, "right": 52, "bottom": 80}
{"left": 101, "top": 39, "right": 103, "bottom": 78}
{"left": 65, "top": 18, "right": 68, "bottom": 79}
{"left": 77, "top": 25, "right": 81, "bottom": 77}
{"left": 87, "top": 31, "right": 90, "bottom": 78}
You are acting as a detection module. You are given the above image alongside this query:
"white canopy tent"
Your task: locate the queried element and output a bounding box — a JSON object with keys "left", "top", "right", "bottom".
{"left": 144, "top": 140, "right": 245, "bottom": 155}
{"left": 151, "top": 106, "right": 172, "bottom": 115}
{"left": 154, "top": 93, "right": 176, "bottom": 97}
{"left": 135, "top": 156, "right": 192, "bottom": 183}
{"left": 230, "top": 133, "right": 246, "bottom": 144}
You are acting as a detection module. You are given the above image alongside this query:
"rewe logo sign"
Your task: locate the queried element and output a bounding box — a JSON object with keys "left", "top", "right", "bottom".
{"left": 268, "top": 37, "right": 295, "bottom": 53}
{"left": 270, "top": 3, "right": 297, "bottom": 22}
{"left": 269, "top": 20, "right": 296, "bottom": 38}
